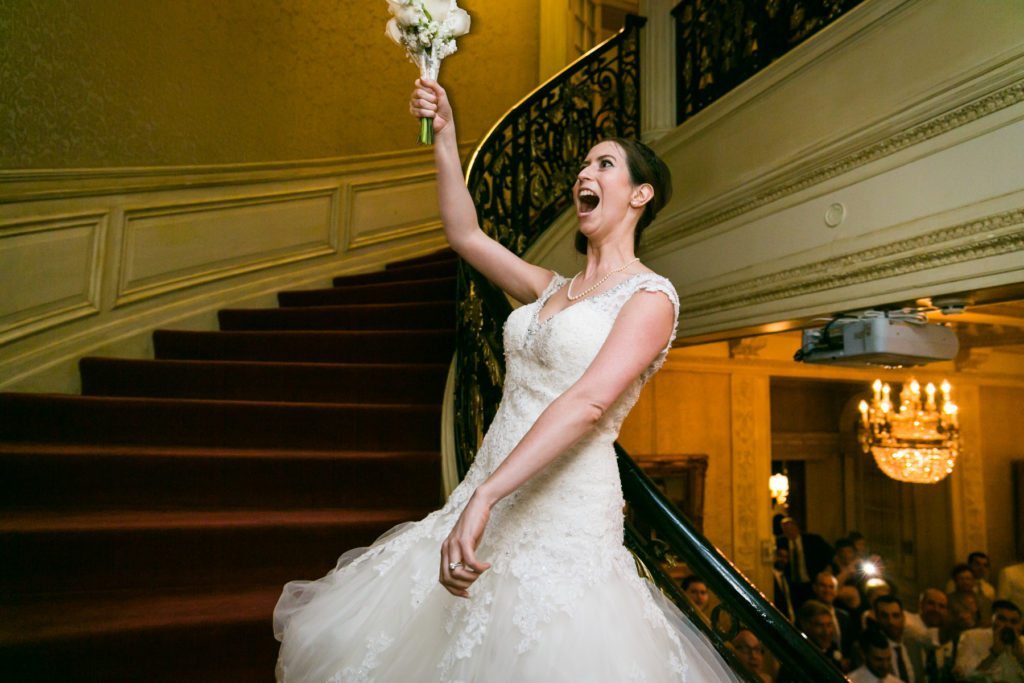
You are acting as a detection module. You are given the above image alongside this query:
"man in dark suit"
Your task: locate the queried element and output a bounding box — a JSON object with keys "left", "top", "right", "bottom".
{"left": 777, "top": 516, "right": 834, "bottom": 608}
{"left": 776, "top": 600, "right": 851, "bottom": 681}
{"left": 812, "top": 569, "right": 859, "bottom": 665}
{"left": 874, "top": 594, "right": 926, "bottom": 682}
{"left": 773, "top": 545, "right": 796, "bottom": 622}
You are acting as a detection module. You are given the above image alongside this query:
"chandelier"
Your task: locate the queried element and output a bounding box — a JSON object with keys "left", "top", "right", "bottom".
{"left": 857, "top": 378, "right": 960, "bottom": 483}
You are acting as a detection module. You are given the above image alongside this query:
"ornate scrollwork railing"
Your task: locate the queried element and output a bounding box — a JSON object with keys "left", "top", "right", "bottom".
{"left": 455, "top": 15, "right": 646, "bottom": 478}
{"left": 672, "top": 0, "right": 864, "bottom": 123}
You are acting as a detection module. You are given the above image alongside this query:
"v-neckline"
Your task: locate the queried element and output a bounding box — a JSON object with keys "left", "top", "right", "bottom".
{"left": 533, "top": 272, "right": 649, "bottom": 329}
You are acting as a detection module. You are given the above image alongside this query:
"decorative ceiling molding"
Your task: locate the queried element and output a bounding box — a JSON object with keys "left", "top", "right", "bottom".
{"left": 647, "top": 79, "right": 1024, "bottom": 250}
{"left": 678, "top": 206, "right": 1024, "bottom": 318}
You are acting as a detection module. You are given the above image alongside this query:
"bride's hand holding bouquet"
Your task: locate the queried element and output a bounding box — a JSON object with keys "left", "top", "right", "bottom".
{"left": 409, "top": 79, "right": 454, "bottom": 140}
{"left": 386, "top": 0, "right": 470, "bottom": 144}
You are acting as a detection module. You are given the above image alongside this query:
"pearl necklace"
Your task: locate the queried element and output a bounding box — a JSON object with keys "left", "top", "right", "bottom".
{"left": 566, "top": 258, "right": 640, "bottom": 301}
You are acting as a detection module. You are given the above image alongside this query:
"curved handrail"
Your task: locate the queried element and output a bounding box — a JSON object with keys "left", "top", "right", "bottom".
{"left": 618, "top": 445, "right": 848, "bottom": 681}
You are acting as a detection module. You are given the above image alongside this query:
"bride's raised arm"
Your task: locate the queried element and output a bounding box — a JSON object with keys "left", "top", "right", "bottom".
{"left": 410, "top": 79, "right": 554, "bottom": 303}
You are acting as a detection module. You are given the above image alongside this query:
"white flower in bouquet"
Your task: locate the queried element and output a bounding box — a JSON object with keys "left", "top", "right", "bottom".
{"left": 385, "top": 0, "right": 471, "bottom": 144}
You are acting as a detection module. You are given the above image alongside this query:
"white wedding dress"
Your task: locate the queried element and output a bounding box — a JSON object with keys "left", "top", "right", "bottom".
{"left": 274, "top": 272, "right": 741, "bottom": 682}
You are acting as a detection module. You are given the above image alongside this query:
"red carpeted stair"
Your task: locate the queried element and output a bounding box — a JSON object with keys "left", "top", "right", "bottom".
{"left": 0, "top": 250, "right": 456, "bottom": 681}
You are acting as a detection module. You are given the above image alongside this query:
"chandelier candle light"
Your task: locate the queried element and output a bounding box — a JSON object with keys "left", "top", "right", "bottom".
{"left": 385, "top": 0, "right": 471, "bottom": 145}
{"left": 857, "top": 378, "right": 960, "bottom": 484}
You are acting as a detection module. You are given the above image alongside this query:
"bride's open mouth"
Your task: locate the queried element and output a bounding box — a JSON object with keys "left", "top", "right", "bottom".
{"left": 578, "top": 189, "right": 600, "bottom": 215}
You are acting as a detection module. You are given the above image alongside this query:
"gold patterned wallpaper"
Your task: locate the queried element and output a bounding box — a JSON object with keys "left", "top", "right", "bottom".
{"left": 0, "top": 0, "right": 539, "bottom": 168}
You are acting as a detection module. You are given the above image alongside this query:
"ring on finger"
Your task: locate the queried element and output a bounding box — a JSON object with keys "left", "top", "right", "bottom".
{"left": 448, "top": 561, "right": 463, "bottom": 571}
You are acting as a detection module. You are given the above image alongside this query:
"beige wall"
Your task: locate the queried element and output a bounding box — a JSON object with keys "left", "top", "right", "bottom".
{"left": 980, "top": 386, "right": 1024, "bottom": 574}
{"left": 0, "top": 0, "right": 539, "bottom": 168}
{"left": 0, "top": 0, "right": 541, "bottom": 391}
{"left": 619, "top": 368, "right": 734, "bottom": 544}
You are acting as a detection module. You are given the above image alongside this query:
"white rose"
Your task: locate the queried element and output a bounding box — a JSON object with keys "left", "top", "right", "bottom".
{"left": 447, "top": 7, "right": 470, "bottom": 36}
{"left": 422, "top": 0, "right": 452, "bottom": 22}
{"left": 387, "top": 0, "right": 422, "bottom": 26}
{"left": 385, "top": 18, "right": 404, "bottom": 45}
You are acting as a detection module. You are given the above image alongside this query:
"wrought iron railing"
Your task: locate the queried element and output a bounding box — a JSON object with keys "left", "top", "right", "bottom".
{"left": 455, "top": 16, "right": 645, "bottom": 479}
{"left": 453, "top": 13, "right": 847, "bottom": 683}
{"left": 672, "top": 0, "right": 864, "bottom": 124}
{"left": 619, "top": 446, "right": 848, "bottom": 681}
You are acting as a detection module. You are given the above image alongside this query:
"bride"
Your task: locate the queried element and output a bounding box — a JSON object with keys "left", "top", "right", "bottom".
{"left": 273, "top": 79, "right": 740, "bottom": 682}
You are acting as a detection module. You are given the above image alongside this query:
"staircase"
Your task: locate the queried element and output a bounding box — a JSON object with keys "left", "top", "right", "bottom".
{"left": 0, "top": 251, "right": 456, "bottom": 681}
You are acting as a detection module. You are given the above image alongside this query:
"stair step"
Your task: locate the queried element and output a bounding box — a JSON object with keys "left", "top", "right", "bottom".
{"left": 333, "top": 257, "right": 457, "bottom": 286}
{"left": 0, "top": 443, "right": 440, "bottom": 511}
{"left": 0, "top": 394, "right": 441, "bottom": 451}
{"left": 1, "top": 586, "right": 282, "bottom": 682}
{"left": 80, "top": 358, "right": 449, "bottom": 404}
{"left": 1, "top": 508, "right": 428, "bottom": 597}
{"left": 278, "top": 276, "right": 455, "bottom": 306}
{"left": 1, "top": 248, "right": 455, "bottom": 681}
{"left": 386, "top": 249, "right": 456, "bottom": 269}
{"left": 153, "top": 329, "right": 454, "bottom": 363}
{"left": 217, "top": 300, "right": 455, "bottom": 331}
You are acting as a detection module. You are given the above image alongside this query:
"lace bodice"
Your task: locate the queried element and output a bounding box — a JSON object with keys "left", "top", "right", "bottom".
{"left": 503, "top": 271, "right": 679, "bottom": 430}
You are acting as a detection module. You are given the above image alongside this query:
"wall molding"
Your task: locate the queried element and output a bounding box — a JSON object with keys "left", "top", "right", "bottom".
{"left": 0, "top": 142, "right": 477, "bottom": 203}
{"left": 730, "top": 374, "right": 768, "bottom": 585}
{"left": 345, "top": 170, "right": 442, "bottom": 250}
{"left": 679, "top": 206, "right": 1024, "bottom": 318}
{"left": 648, "top": 76, "right": 1024, "bottom": 252}
{"left": 950, "top": 385, "right": 988, "bottom": 561}
{"left": 116, "top": 187, "right": 340, "bottom": 307}
{"left": 0, "top": 146, "right": 456, "bottom": 392}
{"left": 0, "top": 211, "right": 107, "bottom": 345}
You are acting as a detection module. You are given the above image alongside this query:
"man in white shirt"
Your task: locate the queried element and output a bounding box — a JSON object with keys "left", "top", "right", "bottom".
{"left": 904, "top": 589, "right": 948, "bottom": 680}
{"left": 954, "top": 600, "right": 1024, "bottom": 683}
{"left": 905, "top": 588, "right": 948, "bottom": 641}
{"left": 999, "top": 564, "right": 1024, "bottom": 611}
{"left": 850, "top": 628, "right": 903, "bottom": 683}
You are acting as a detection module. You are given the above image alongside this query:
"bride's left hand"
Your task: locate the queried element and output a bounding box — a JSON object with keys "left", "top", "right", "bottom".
{"left": 440, "top": 491, "right": 493, "bottom": 598}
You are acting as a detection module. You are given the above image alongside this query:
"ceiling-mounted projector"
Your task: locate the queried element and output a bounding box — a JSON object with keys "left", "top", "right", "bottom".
{"left": 794, "top": 315, "right": 959, "bottom": 368}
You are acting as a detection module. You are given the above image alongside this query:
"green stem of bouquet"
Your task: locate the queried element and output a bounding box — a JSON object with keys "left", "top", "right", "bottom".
{"left": 419, "top": 117, "right": 434, "bottom": 145}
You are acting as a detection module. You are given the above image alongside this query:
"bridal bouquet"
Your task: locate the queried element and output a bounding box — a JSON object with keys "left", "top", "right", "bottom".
{"left": 385, "top": 0, "right": 471, "bottom": 144}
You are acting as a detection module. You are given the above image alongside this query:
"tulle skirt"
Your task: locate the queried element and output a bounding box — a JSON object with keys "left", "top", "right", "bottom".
{"left": 273, "top": 509, "right": 741, "bottom": 682}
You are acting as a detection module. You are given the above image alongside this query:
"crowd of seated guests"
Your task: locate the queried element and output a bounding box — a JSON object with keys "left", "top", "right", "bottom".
{"left": 716, "top": 518, "right": 1024, "bottom": 683}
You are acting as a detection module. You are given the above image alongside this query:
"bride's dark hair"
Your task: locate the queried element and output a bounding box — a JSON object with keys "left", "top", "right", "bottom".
{"left": 574, "top": 138, "right": 672, "bottom": 255}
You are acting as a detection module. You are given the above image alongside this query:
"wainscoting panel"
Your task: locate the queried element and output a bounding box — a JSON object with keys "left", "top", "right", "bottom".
{"left": 117, "top": 187, "right": 338, "bottom": 306}
{"left": 0, "top": 144, "right": 472, "bottom": 392}
{"left": 0, "top": 212, "right": 106, "bottom": 344}
{"left": 346, "top": 171, "right": 440, "bottom": 250}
